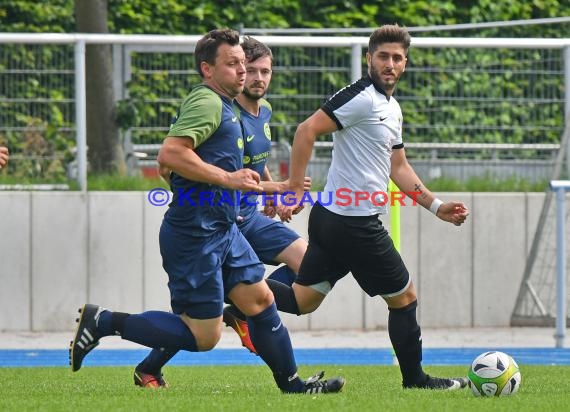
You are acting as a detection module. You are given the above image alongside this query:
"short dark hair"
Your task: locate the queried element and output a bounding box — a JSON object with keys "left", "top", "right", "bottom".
{"left": 194, "top": 28, "right": 241, "bottom": 77}
{"left": 240, "top": 36, "right": 273, "bottom": 63}
{"left": 368, "top": 24, "right": 411, "bottom": 55}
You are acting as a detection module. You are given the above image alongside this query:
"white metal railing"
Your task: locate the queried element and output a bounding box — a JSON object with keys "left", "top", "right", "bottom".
{"left": 242, "top": 16, "right": 570, "bottom": 35}
{"left": 313, "top": 141, "right": 561, "bottom": 151}
{"left": 133, "top": 141, "right": 560, "bottom": 156}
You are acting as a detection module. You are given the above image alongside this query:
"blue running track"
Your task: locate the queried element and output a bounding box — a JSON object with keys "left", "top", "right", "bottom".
{"left": 1, "top": 348, "right": 569, "bottom": 368}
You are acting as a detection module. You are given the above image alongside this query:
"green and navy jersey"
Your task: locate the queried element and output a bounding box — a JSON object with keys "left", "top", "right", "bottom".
{"left": 236, "top": 98, "right": 272, "bottom": 219}
{"left": 165, "top": 85, "right": 244, "bottom": 234}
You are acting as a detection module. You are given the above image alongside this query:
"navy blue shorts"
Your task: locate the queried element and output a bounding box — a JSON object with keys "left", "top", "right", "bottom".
{"left": 238, "top": 211, "right": 301, "bottom": 265}
{"left": 297, "top": 202, "right": 410, "bottom": 297}
{"left": 159, "top": 220, "right": 265, "bottom": 319}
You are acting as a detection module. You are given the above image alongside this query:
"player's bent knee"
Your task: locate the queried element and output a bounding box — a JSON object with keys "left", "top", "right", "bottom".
{"left": 256, "top": 286, "right": 275, "bottom": 307}
{"left": 194, "top": 329, "right": 222, "bottom": 351}
{"left": 231, "top": 282, "right": 275, "bottom": 316}
{"left": 180, "top": 313, "right": 222, "bottom": 351}
{"left": 244, "top": 284, "right": 274, "bottom": 309}
{"left": 297, "top": 295, "right": 325, "bottom": 314}
{"left": 293, "top": 282, "right": 327, "bottom": 314}
{"left": 383, "top": 286, "right": 417, "bottom": 309}
{"left": 297, "top": 301, "right": 319, "bottom": 314}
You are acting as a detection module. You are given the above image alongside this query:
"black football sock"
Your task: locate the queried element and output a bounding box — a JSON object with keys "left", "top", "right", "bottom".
{"left": 267, "top": 265, "right": 296, "bottom": 286}
{"left": 388, "top": 300, "right": 427, "bottom": 387}
{"left": 96, "top": 310, "right": 128, "bottom": 337}
{"left": 265, "top": 279, "right": 301, "bottom": 315}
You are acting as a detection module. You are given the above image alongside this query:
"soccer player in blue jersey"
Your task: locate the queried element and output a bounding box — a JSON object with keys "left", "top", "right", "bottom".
{"left": 69, "top": 29, "right": 344, "bottom": 395}
{"left": 234, "top": 36, "right": 307, "bottom": 289}
{"left": 135, "top": 36, "right": 311, "bottom": 375}
{"left": 222, "top": 36, "right": 312, "bottom": 353}
{"left": 256, "top": 24, "right": 470, "bottom": 391}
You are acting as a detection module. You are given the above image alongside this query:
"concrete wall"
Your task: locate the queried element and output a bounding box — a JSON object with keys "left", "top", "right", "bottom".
{"left": 0, "top": 191, "right": 545, "bottom": 332}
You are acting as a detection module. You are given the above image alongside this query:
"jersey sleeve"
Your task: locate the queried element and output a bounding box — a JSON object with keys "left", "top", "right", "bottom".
{"left": 322, "top": 85, "right": 371, "bottom": 131}
{"left": 392, "top": 99, "right": 404, "bottom": 148}
{"left": 167, "top": 87, "right": 222, "bottom": 148}
{"left": 260, "top": 98, "right": 272, "bottom": 113}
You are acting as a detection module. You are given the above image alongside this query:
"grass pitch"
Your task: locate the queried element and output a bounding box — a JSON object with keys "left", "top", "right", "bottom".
{"left": 1, "top": 364, "right": 568, "bottom": 412}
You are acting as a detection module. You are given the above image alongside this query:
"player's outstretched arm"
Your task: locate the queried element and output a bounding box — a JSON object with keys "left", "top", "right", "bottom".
{"left": 260, "top": 176, "right": 312, "bottom": 194}
{"left": 0, "top": 146, "right": 9, "bottom": 169}
{"left": 158, "top": 165, "right": 172, "bottom": 185}
{"left": 390, "top": 147, "right": 469, "bottom": 226}
{"left": 279, "top": 110, "right": 336, "bottom": 222}
{"left": 433, "top": 201, "right": 469, "bottom": 226}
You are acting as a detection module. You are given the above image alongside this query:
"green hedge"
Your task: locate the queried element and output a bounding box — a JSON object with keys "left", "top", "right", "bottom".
{"left": 0, "top": 0, "right": 567, "bottom": 185}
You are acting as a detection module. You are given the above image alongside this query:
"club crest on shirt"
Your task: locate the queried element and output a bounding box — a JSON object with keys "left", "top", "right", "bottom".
{"left": 237, "top": 137, "right": 244, "bottom": 150}
{"left": 264, "top": 123, "right": 271, "bottom": 140}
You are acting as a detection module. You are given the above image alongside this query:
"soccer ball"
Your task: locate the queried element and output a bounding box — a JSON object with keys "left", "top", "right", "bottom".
{"left": 468, "top": 351, "right": 521, "bottom": 397}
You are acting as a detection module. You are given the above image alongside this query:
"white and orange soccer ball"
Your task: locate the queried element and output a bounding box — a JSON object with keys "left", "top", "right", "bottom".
{"left": 468, "top": 351, "right": 521, "bottom": 397}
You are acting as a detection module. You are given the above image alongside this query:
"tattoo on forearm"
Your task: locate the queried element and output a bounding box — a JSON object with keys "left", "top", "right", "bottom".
{"left": 414, "top": 183, "right": 428, "bottom": 200}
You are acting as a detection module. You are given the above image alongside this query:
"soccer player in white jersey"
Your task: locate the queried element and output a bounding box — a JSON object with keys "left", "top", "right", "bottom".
{"left": 273, "top": 24, "right": 470, "bottom": 390}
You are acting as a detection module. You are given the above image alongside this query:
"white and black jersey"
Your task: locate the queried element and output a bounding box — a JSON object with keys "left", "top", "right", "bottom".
{"left": 321, "top": 76, "right": 404, "bottom": 216}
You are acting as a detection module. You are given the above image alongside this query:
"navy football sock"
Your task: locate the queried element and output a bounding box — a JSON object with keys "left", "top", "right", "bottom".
{"left": 96, "top": 310, "right": 114, "bottom": 336}
{"left": 388, "top": 300, "right": 427, "bottom": 386}
{"left": 267, "top": 265, "right": 296, "bottom": 286}
{"left": 99, "top": 310, "right": 198, "bottom": 353}
{"left": 137, "top": 348, "right": 178, "bottom": 375}
{"left": 247, "top": 303, "right": 302, "bottom": 392}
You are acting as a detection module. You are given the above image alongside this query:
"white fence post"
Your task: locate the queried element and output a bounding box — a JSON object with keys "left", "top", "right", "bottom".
{"left": 74, "top": 39, "right": 87, "bottom": 191}
{"left": 550, "top": 180, "right": 569, "bottom": 348}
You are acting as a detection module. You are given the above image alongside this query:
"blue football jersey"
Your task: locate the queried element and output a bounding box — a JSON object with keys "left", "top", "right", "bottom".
{"left": 236, "top": 99, "right": 272, "bottom": 218}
